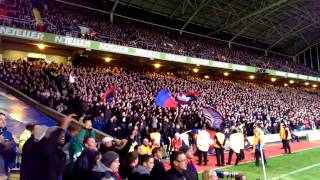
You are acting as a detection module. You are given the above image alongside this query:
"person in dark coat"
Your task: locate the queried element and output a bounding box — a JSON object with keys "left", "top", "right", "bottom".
{"left": 166, "top": 151, "right": 188, "bottom": 180}
{"left": 180, "top": 146, "right": 198, "bottom": 180}
{"left": 99, "top": 137, "right": 116, "bottom": 154}
{"left": 150, "top": 147, "right": 166, "bottom": 180}
{"left": 73, "top": 136, "right": 99, "bottom": 180}
{"left": 29, "top": 114, "right": 75, "bottom": 180}
{"left": 20, "top": 125, "right": 38, "bottom": 180}
{"left": 20, "top": 125, "right": 48, "bottom": 180}
{"left": 20, "top": 134, "right": 36, "bottom": 180}
{"left": 128, "top": 154, "right": 154, "bottom": 180}
{"left": 122, "top": 151, "right": 139, "bottom": 179}
{"left": 32, "top": 128, "right": 67, "bottom": 180}
{"left": 119, "top": 130, "right": 137, "bottom": 178}
{"left": 89, "top": 151, "right": 121, "bottom": 180}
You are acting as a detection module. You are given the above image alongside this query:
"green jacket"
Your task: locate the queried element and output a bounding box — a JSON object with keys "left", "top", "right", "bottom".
{"left": 68, "top": 129, "right": 96, "bottom": 165}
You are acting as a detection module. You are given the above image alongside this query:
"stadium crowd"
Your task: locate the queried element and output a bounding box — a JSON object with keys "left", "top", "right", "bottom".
{"left": 0, "top": 1, "right": 320, "bottom": 179}
{"left": 1, "top": 111, "right": 248, "bottom": 180}
{"left": 1, "top": 60, "right": 319, "bottom": 137}
{"left": 0, "top": 59, "right": 318, "bottom": 179}
{"left": 1, "top": 0, "right": 319, "bottom": 76}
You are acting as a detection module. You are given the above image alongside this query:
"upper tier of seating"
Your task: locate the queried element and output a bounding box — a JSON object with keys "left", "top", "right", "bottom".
{"left": 0, "top": 0, "right": 319, "bottom": 76}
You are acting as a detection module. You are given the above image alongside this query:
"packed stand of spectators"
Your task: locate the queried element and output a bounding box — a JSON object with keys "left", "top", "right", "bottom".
{"left": 0, "top": 100, "right": 247, "bottom": 180}
{"left": 14, "top": 115, "right": 246, "bottom": 180}
{"left": 0, "top": 78, "right": 248, "bottom": 180}
{"left": 1, "top": 0, "right": 319, "bottom": 76}
{"left": 1, "top": 59, "right": 319, "bottom": 179}
{"left": 1, "top": 60, "right": 320, "bottom": 139}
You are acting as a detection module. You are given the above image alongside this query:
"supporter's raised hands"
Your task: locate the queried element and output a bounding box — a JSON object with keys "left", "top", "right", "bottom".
{"left": 61, "top": 113, "right": 77, "bottom": 130}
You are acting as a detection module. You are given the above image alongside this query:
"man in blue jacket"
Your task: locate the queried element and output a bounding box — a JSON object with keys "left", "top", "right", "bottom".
{"left": 0, "top": 112, "right": 17, "bottom": 176}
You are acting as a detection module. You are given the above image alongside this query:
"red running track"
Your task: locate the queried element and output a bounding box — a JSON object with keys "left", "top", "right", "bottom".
{"left": 164, "top": 140, "right": 320, "bottom": 172}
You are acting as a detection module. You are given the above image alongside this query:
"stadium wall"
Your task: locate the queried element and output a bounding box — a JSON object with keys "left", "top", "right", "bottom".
{"left": 247, "top": 130, "right": 320, "bottom": 144}
{"left": 306, "top": 131, "right": 320, "bottom": 141}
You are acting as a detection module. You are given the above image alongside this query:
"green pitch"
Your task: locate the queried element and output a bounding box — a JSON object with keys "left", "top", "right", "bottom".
{"left": 198, "top": 147, "right": 320, "bottom": 180}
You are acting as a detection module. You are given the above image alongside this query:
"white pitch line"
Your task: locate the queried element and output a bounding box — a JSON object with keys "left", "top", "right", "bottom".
{"left": 270, "top": 162, "right": 320, "bottom": 180}
{"left": 196, "top": 144, "right": 320, "bottom": 173}
{"left": 215, "top": 145, "right": 320, "bottom": 171}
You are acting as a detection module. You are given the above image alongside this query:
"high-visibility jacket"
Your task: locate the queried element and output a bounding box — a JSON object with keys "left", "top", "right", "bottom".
{"left": 229, "top": 133, "right": 244, "bottom": 153}
{"left": 18, "top": 129, "right": 32, "bottom": 150}
{"left": 279, "top": 125, "right": 286, "bottom": 140}
{"left": 257, "top": 127, "right": 264, "bottom": 135}
{"left": 196, "top": 130, "right": 211, "bottom": 152}
{"left": 140, "top": 145, "right": 152, "bottom": 155}
{"left": 214, "top": 132, "right": 225, "bottom": 149}
{"left": 253, "top": 134, "right": 265, "bottom": 153}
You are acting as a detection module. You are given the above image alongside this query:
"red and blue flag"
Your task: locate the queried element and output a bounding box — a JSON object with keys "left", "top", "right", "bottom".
{"left": 186, "top": 90, "right": 200, "bottom": 97}
{"left": 155, "top": 89, "right": 177, "bottom": 109}
{"left": 176, "top": 93, "right": 191, "bottom": 104}
{"left": 101, "top": 86, "right": 116, "bottom": 103}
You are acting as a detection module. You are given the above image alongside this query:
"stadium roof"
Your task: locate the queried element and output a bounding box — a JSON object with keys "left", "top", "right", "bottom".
{"left": 60, "top": 0, "right": 320, "bottom": 56}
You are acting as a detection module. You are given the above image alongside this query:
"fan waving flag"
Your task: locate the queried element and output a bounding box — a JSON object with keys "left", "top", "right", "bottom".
{"left": 155, "top": 89, "right": 177, "bottom": 109}
{"left": 186, "top": 90, "right": 200, "bottom": 101}
{"left": 203, "top": 106, "right": 223, "bottom": 130}
{"left": 176, "top": 93, "right": 191, "bottom": 104}
{"left": 186, "top": 90, "right": 200, "bottom": 97}
{"left": 101, "top": 86, "right": 116, "bottom": 103}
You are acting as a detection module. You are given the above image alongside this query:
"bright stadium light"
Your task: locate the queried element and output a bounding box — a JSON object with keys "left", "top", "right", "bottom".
{"left": 154, "top": 63, "right": 161, "bottom": 68}
{"left": 249, "top": 75, "right": 255, "bottom": 80}
{"left": 193, "top": 68, "right": 199, "bottom": 73}
{"left": 305, "top": 82, "right": 310, "bottom": 86}
{"left": 289, "top": 80, "right": 294, "bottom": 84}
{"left": 104, "top": 57, "right": 112, "bottom": 62}
{"left": 271, "top": 77, "right": 276, "bottom": 82}
{"left": 37, "top": 44, "right": 46, "bottom": 50}
{"left": 284, "top": 83, "right": 288, "bottom": 87}
{"left": 312, "top": 84, "right": 317, "bottom": 88}
{"left": 204, "top": 75, "right": 209, "bottom": 79}
{"left": 223, "top": 72, "right": 229, "bottom": 76}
